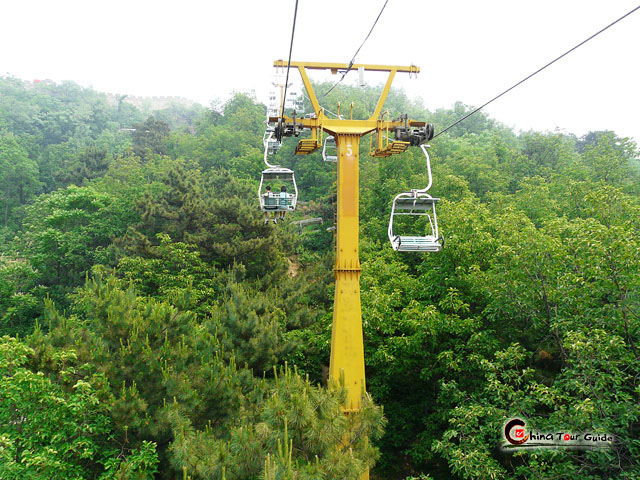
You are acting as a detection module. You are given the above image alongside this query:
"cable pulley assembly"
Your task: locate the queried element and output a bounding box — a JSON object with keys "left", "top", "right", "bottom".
{"left": 394, "top": 115, "right": 434, "bottom": 146}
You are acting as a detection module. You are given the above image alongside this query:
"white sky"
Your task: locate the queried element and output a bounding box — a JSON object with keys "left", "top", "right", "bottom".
{"left": 2, "top": 0, "right": 639, "bottom": 143}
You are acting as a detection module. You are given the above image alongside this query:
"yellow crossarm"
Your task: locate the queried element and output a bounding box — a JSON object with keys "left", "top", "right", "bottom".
{"left": 275, "top": 60, "right": 419, "bottom": 121}
{"left": 274, "top": 60, "right": 420, "bottom": 74}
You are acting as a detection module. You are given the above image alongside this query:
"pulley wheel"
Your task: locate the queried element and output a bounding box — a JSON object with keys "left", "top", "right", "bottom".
{"left": 275, "top": 118, "right": 284, "bottom": 142}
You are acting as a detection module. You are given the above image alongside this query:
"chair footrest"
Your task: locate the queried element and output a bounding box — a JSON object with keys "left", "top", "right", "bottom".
{"left": 295, "top": 139, "right": 320, "bottom": 155}
{"left": 372, "top": 141, "right": 410, "bottom": 158}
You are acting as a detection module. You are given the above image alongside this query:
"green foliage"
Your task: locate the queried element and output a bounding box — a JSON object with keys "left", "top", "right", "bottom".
{"left": 117, "top": 233, "right": 221, "bottom": 313}
{"left": 0, "top": 77, "right": 143, "bottom": 148}
{"left": 39, "top": 271, "right": 243, "bottom": 478}
{"left": 31, "top": 270, "right": 385, "bottom": 479}
{"left": 0, "top": 335, "right": 159, "bottom": 479}
{"left": 0, "top": 184, "right": 140, "bottom": 333}
{"left": 422, "top": 184, "right": 640, "bottom": 479}
{"left": 581, "top": 131, "right": 637, "bottom": 184}
{"left": 104, "top": 441, "right": 159, "bottom": 480}
{"left": 0, "top": 133, "right": 39, "bottom": 228}
{"left": 167, "top": 94, "right": 264, "bottom": 181}
{"left": 53, "top": 144, "right": 113, "bottom": 188}
{"left": 0, "top": 257, "right": 41, "bottom": 336}
{"left": 132, "top": 117, "right": 171, "bottom": 158}
{"left": 128, "top": 162, "right": 291, "bottom": 279}
{"left": 170, "top": 365, "right": 386, "bottom": 480}
{"left": 20, "top": 184, "right": 138, "bottom": 288}
{"left": 152, "top": 101, "right": 205, "bottom": 130}
{"left": 209, "top": 280, "right": 294, "bottom": 374}
{"left": 1, "top": 78, "right": 640, "bottom": 480}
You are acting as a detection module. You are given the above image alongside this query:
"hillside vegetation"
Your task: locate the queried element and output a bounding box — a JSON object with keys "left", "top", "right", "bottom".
{"left": 0, "top": 76, "right": 639, "bottom": 479}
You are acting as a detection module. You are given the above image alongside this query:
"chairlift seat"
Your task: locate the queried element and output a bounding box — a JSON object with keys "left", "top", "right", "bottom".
{"left": 260, "top": 97, "right": 299, "bottom": 213}
{"left": 261, "top": 193, "right": 295, "bottom": 212}
{"left": 279, "top": 192, "right": 295, "bottom": 210}
{"left": 388, "top": 192, "right": 441, "bottom": 253}
{"left": 387, "top": 144, "right": 443, "bottom": 253}
{"left": 322, "top": 136, "right": 337, "bottom": 162}
{"left": 391, "top": 235, "right": 442, "bottom": 252}
{"left": 263, "top": 195, "right": 279, "bottom": 210}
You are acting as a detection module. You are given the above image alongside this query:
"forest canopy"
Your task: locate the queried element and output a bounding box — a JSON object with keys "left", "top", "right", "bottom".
{"left": 0, "top": 75, "right": 638, "bottom": 479}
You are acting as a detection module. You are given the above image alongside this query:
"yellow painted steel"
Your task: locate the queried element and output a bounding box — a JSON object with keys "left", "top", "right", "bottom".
{"left": 273, "top": 61, "right": 420, "bottom": 480}
{"left": 274, "top": 59, "right": 420, "bottom": 74}
{"left": 331, "top": 133, "right": 365, "bottom": 412}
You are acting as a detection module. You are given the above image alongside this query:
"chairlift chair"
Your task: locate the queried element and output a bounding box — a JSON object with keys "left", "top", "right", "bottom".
{"left": 388, "top": 145, "right": 443, "bottom": 252}
{"left": 290, "top": 89, "right": 305, "bottom": 114}
{"left": 322, "top": 136, "right": 337, "bottom": 162}
{"left": 268, "top": 76, "right": 305, "bottom": 116}
{"left": 259, "top": 167, "right": 298, "bottom": 212}
{"left": 263, "top": 129, "right": 281, "bottom": 156}
{"left": 259, "top": 130, "right": 298, "bottom": 212}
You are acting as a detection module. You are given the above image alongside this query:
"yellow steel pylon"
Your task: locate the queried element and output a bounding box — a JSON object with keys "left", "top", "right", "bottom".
{"left": 271, "top": 60, "right": 426, "bottom": 479}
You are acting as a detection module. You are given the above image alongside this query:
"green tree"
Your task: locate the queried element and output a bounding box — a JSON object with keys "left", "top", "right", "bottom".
{"left": 35, "top": 269, "right": 386, "bottom": 479}
{"left": 0, "top": 134, "right": 39, "bottom": 228}
{"left": 0, "top": 335, "right": 159, "bottom": 479}
{"left": 128, "top": 163, "right": 291, "bottom": 279}
{"left": 170, "top": 367, "right": 386, "bottom": 480}
{"left": 132, "top": 117, "right": 171, "bottom": 158}
{"left": 117, "top": 233, "right": 222, "bottom": 313}
{"left": 582, "top": 131, "right": 637, "bottom": 185}
{"left": 0, "top": 257, "right": 42, "bottom": 336}
{"left": 20, "top": 185, "right": 138, "bottom": 289}
{"left": 38, "top": 271, "right": 242, "bottom": 477}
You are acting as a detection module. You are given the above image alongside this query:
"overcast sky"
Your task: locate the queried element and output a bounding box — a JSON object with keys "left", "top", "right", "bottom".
{"left": 2, "top": 0, "right": 639, "bottom": 142}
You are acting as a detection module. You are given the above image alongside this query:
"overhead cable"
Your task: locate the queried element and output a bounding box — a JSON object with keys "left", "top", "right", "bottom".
{"left": 281, "top": 0, "right": 300, "bottom": 118}
{"left": 303, "top": 93, "right": 342, "bottom": 119}
{"left": 433, "top": 3, "right": 640, "bottom": 140}
{"left": 321, "top": 0, "right": 390, "bottom": 98}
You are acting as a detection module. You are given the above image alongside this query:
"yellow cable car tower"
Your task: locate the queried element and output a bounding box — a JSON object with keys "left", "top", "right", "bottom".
{"left": 271, "top": 60, "right": 433, "bottom": 479}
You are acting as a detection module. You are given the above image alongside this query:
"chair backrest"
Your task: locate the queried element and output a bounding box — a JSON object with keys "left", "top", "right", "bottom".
{"left": 323, "top": 136, "right": 337, "bottom": 162}
{"left": 264, "top": 195, "right": 278, "bottom": 207}
{"left": 279, "top": 192, "right": 292, "bottom": 206}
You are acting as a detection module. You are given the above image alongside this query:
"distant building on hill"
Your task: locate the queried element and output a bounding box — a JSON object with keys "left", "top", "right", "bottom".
{"left": 104, "top": 93, "right": 198, "bottom": 111}
{"left": 17, "top": 78, "right": 199, "bottom": 112}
